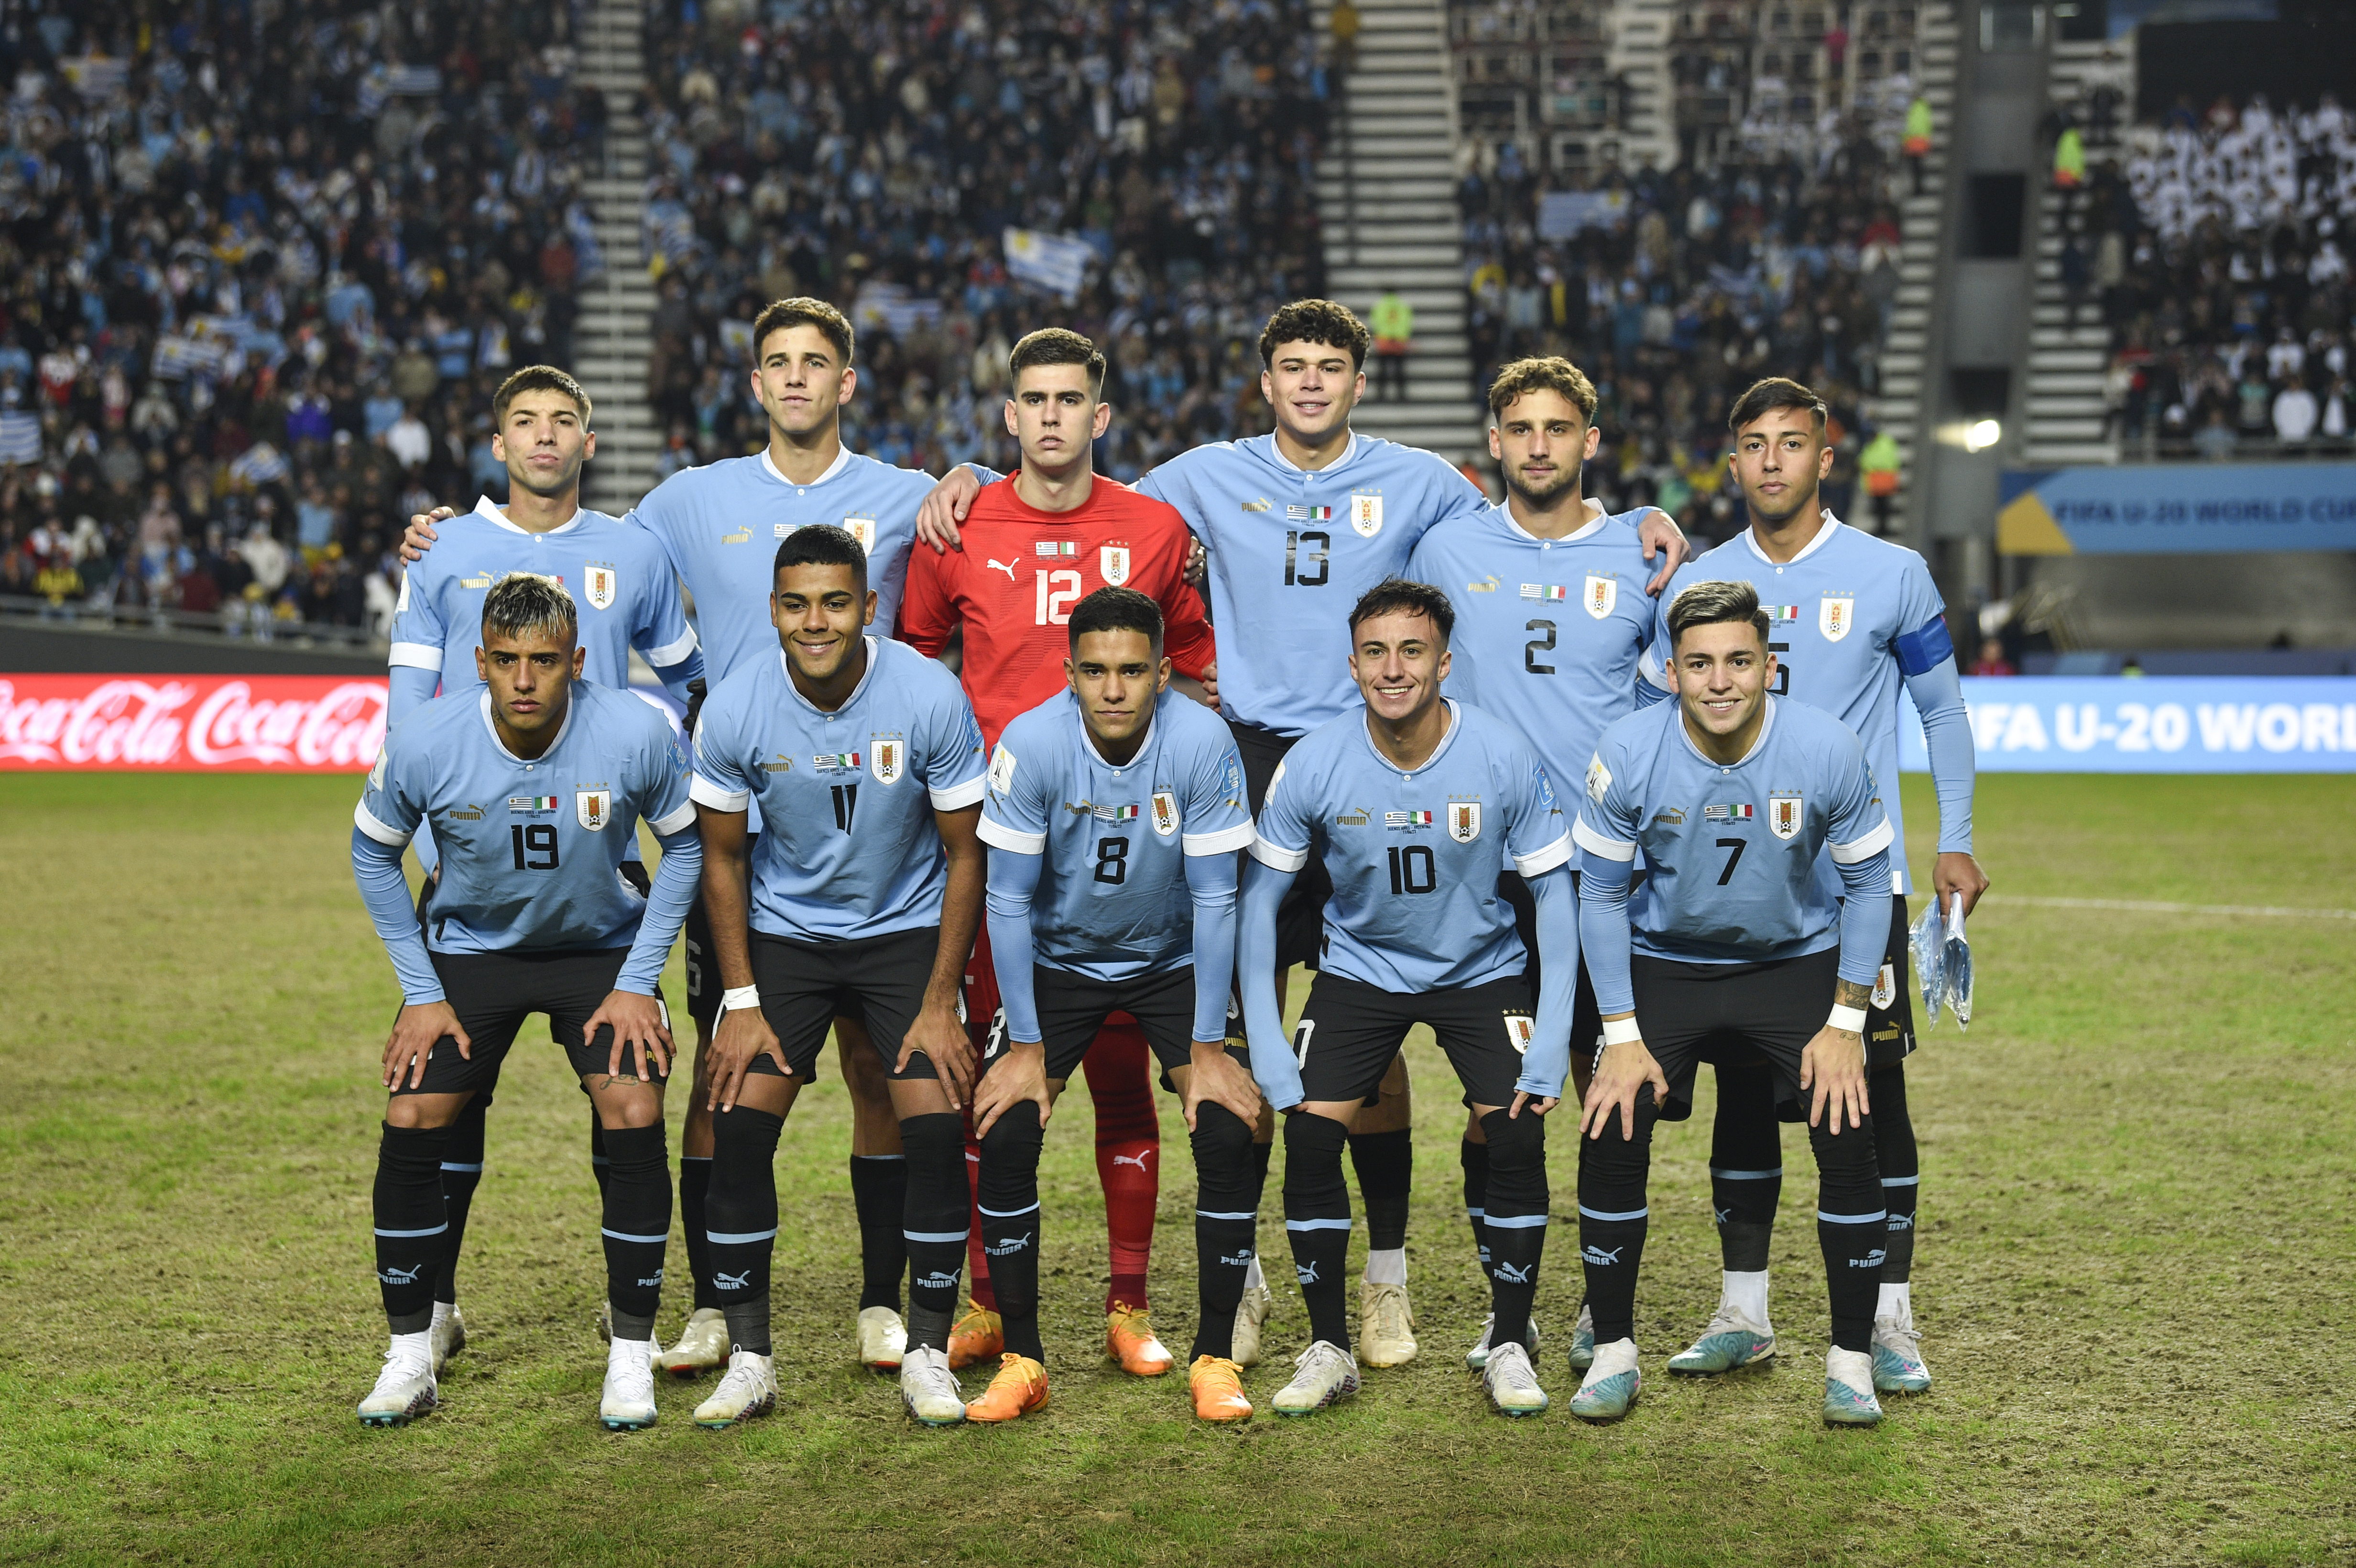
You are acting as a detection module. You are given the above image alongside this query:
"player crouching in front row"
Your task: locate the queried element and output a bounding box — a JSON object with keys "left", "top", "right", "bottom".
{"left": 1571, "top": 578, "right": 1895, "bottom": 1426}
{"left": 351, "top": 572, "right": 704, "bottom": 1429}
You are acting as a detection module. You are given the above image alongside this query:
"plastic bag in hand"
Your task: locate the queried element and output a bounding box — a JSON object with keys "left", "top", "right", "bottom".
{"left": 1942, "top": 893, "right": 1974, "bottom": 1031}
{"left": 1909, "top": 901, "right": 1946, "bottom": 1029}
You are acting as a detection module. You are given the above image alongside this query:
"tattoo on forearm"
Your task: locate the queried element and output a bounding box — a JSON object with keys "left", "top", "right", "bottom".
{"left": 1834, "top": 979, "right": 1873, "bottom": 1013}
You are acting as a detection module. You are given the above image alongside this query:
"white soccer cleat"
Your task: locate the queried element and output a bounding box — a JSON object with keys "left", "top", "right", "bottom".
{"left": 428, "top": 1304, "right": 466, "bottom": 1373}
{"left": 1231, "top": 1282, "right": 1273, "bottom": 1368}
{"left": 1568, "top": 1301, "right": 1595, "bottom": 1370}
{"left": 357, "top": 1333, "right": 438, "bottom": 1427}
{"left": 593, "top": 1304, "right": 665, "bottom": 1367}
{"left": 1464, "top": 1310, "right": 1541, "bottom": 1370}
{"left": 1482, "top": 1340, "right": 1549, "bottom": 1417}
{"left": 1825, "top": 1346, "right": 1885, "bottom": 1426}
{"left": 1357, "top": 1281, "right": 1418, "bottom": 1367}
{"left": 1270, "top": 1339, "right": 1361, "bottom": 1416}
{"left": 658, "top": 1307, "right": 729, "bottom": 1378}
{"left": 1667, "top": 1300, "right": 1777, "bottom": 1375}
{"left": 1570, "top": 1337, "right": 1641, "bottom": 1423}
{"left": 600, "top": 1337, "right": 660, "bottom": 1431}
{"left": 1872, "top": 1311, "right": 1932, "bottom": 1394}
{"left": 858, "top": 1306, "right": 908, "bottom": 1372}
{"left": 692, "top": 1349, "right": 777, "bottom": 1428}
{"left": 900, "top": 1344, "right": 967, "bottom": 1426}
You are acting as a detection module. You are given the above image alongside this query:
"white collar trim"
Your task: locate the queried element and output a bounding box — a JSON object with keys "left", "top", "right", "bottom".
{"left": 1677, "top": 691, "right": 1778, "bottom": 768}
{"left": 1499, "top": 494, "right": 1610, "bottom": 544}
{"left": 477, "top": 686, "right": 574, "bottom": 761}
{"left": 778, "top": 635, "right": 879, "bottom": 713}
{"left": 1741, "top": 512, "right": 1843, "bottom": 565}
{"left": 1359, "top": 697, "right": 1461, "bottom": 776}
{"left": 1272, "top": 430, "right": 1361, "bottom": 475}
{"left": 763, "top": 444, "right": 856, "bottom": 489}
{"left": 472, "top": 494, "right": 586, "bottom": 538}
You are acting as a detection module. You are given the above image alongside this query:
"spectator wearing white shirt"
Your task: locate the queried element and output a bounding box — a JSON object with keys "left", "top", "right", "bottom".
{"left": 2273, "top": 375, "right": 2318, "bottom": 444}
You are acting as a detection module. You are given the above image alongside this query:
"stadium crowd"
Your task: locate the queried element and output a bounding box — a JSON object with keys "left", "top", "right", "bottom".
{"left": 0, "top": 0, "right": 603, "bottom": 633}
{"left": 632, "top": 0, "right": 1332, "bottom": 484}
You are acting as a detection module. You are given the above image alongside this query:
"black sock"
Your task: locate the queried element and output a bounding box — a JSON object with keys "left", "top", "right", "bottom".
{"left": 1347, "top": 1126, "right": 1411, "bottom": 1255}
{"left": 1710, "top": 1060, "right": 1782, "bottom": 1274}
{"left": 589, "top": 1111, "right": 610, "bottom": 1202}
{"left": 1281, "top": 1112, "right": 1353, "bottom": 1351}
{"left": 705, "top": 1105, "right": 783, "bottom": 1356}
{"left": 600, "top": 1123, "right": 671, "bottom": 1341}
{"left": 978, "top": 1103, "right": 1045, "bottom": 1363}
{"left": 1189, "top": 1102, "right": 1258, "bottom": 1362}
{"left": 435, "top": 1097, "right": 487, "bottom": 1307}
{"left": 849, "top": 1154, "right": 910, "bottom": 1313}
{"left": 1873, "top": 1063, "right": 1919, "bottom": 1290}
{"left": 1577, "top": 1098, "right": 1657, "bottom": 1346}
{"left": 1459, "top": 1137, "right": 1493, "bottom": 1275}
{"left": 899, "top": 1113, "right": 968, "bottom": 1350}
{"left": 1251, "top": 1136, "right": 1273, "bottom": 1202}
{"left": 1477, "top": 1108, "right": 1548, "bottom": 1353}
{"left": 680, "top": 1155, "right": 717, "bottom": 1311}
{"left": 374, "top": 1122, "right": 452, "bottom": 1335}
{"left": 1811, "top": 1112, "right": 1883, "bottom": 1353}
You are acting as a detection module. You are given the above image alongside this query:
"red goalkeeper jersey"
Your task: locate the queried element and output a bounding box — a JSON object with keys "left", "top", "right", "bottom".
{"left": 899, "top": 475, "right": 1217, "bottom": 749}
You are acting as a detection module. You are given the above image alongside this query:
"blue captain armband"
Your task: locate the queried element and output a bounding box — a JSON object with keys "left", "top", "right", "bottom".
{"left": 1893, "top": 614, "right": 1955, "bottom": 678}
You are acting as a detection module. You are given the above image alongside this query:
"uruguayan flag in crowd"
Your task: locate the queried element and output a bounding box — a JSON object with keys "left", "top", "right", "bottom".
{"left": 0, "top": 410, "right": 41, "bottom": 465}
{"left": 229, "top": 441, "right": 290, "bottom": 487}
{"left": 1003, "top": 228, "right": 1093, "bottom": 302}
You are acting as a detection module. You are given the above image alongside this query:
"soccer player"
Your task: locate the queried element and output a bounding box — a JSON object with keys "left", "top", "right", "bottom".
{"left": 898, "top": 327, "right": 1220, "bottom": 1380}
{"left": 686, "top": 524, "right": 989, "bottom": 1428}
{"left": 350, "top": 572, "right": 702, "bottom": 1430}
{"left": 921, "top": 301, "right": 1689, "bottom": 1367}
{"left": 1571, "top": 577, "right": 1894, "bottom": 1426}
{"left": 965, "top": 587, "right": 1264, "bottom": 1422}
{"left": 1405, "top": 355, "right": 1668, "bottom": 1372}
{"left": 1240, "top": 579, "right": 1578, "bottom": 1418}
{"left": 1639, "top": 379, "right": 1985, "bottom": 1394}
{"left": 384, "top": 365, "right": 703, "bottom": 1372}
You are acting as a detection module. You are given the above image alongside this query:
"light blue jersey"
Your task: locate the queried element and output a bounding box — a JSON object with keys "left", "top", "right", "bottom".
{"left": 1140, "top": 433, "right": 1488, "bottom": 736}
{"left": 1572, "top": 695, "right": 1892, "bottom": 999}
{"left": 978, "top": 688, "right": 1255, "bottom": 980}
{"left": 1407, "top": 499, "right": 1659, "bottom": 803}
{"left": 355, "top": 681, "right": 698, "bottom": 969}
{"left": 1641, "top": 517, "right": 1969, "bottom": 894}
{"left": 688, "top": 637, "right": 988, "bottom": 942}
{"left": 1250, "top": 699, "right": 1571, "bottom": 992}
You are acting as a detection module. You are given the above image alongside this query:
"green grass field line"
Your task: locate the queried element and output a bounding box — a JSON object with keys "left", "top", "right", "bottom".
{"left": 0, "top": 773, "right": 2348, "bottom": 1566}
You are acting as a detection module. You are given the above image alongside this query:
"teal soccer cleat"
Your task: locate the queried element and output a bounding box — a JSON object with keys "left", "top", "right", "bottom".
{"left": 1569, "top": 1338, "right": 1641, "bottom": 1422}
{"left": 1667, "top": 1303, "right": 1777, "bottom": 1375}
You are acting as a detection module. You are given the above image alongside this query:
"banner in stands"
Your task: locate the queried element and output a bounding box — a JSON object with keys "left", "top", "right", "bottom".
{"left": 1901, "top": 676, "right": 2356, "bottom": 773}
{"left": 0, "top": 675, "right": 388, "bottom": 771}
{"left": 1997, "top": 464, "right": 2356, "bottom": 554}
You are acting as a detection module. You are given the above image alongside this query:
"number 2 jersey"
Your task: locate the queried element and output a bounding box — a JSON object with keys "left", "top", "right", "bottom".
{"left": 1249, "top": 699, "right": 1571, "bottom": 993}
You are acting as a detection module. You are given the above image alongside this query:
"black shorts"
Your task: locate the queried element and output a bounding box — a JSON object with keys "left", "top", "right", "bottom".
{"left": 1232, "top": 721, "right": 1330, "bottom": 973}
{"left": 981, "top": 962, "right": 1246, "bottom": 1089}
{"left": 1496, "top": 868, "right": 1604, "bottom": 1070}
{"left": 742, "top": 926, "right": 944, "bottom": 1082}
{"left": 682, "top": 836, "right": 753, "bottom": 1033}
{"left": 1291, "top": 969, "right": 1536, "bottom": 1111}
{"left": 1695, "top": 893, "right": 1917, "bottom": 1079}
{"left": 1631, "top": 947, "right": 1843, "bottom": 1112}
{"left": 390, "top": 947, "right": 670, "bottom": 1097}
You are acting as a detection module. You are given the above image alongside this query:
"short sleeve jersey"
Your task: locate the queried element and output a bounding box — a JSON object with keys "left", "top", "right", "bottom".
{"left": 688, "top": 637, "right": 988, "bottom": 942}
{"left": 977, "top": 687, "right": 1255, "bottom": 980}
{"left": 897, "top": 475, "right": 1216, "bottom": 750}
{"left": 1572, "top": 694, "right": 1893, "bottom": 964}
{"left": 1250, "top": 699, "right": 1571, "bottom": 992}
{"left": 354, "top": 680, "right": 696, "bottom": 954}
{"left": 1141, "top": 433, "right": 1491, "bottom": 736}
{"left": 1642, "top": 518, "right": 1950, "bottom": 893}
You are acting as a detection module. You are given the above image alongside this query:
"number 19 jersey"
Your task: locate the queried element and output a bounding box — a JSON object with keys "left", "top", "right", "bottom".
{"left": 1249, "top": 699, "right": 1570, "bottom": 993}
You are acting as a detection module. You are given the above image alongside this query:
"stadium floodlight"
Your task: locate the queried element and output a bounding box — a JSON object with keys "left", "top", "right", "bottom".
{"left": 1964, "top": 418, "right": 2002, "bottom": 452}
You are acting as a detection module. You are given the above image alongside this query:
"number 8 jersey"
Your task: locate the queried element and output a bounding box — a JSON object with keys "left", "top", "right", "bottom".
{"left": 1249, "top": 699, "right": 1571, "bottom": 992}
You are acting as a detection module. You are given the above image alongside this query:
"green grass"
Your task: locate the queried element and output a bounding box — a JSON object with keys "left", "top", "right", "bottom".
{"left": 0, "top": 773, "right": 2350, "bottom": 1566}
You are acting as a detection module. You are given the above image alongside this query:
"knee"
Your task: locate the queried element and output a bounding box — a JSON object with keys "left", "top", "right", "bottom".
{"left": 1189, "top": 1100, "right": 1254, "bottom": 1165}
{"left": 1808, "top": 1113, "right": 1880, "bottom": 1175}
{"left": 898, "top": 1111, "right": 964, "bottom": 1162}
{"left": 384, "top": 1095, "right": 466, "bottom": 1131}
{"left": 979, "top": 1103, "right": 1044, "bottom": 1168}
{"left": 1283, "top": 1110, "right": 1349, "bottom": 1185}
{"left": 1476, "top": 1105, "right": 1545, "bottom": 1173}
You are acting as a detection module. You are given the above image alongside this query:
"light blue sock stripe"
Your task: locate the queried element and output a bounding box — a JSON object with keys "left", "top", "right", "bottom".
{"left": 1816, "top": 1209, "right": 1889, "bottom": 1225}
{"left": 706, "top": 1227, "right": 777, "bottom": 1245}
{"left": 1196, "top": 1210, "right": 1256, "bottom": 1220}
{"left": 680, "top": 1155, "right": 713, "bottom": 1164}
{"left": 1487, "top": 1213, "right": 1549, "bottom": 1230}
{"left": 1709, "top": 1167, "right": 1783, "bottom": 1180}
{"left": 977, "top": 1202, "right": 1040, "bottom": 1219}
{"left": 1465, "top": 1207, "right": 1486, "bottom": 1218}
{"left": 1285, "top": 1218, "right": 1353, "bottom": 1232}
{"left": 903, "top": 1228, "right": 969, "bottom": 1243}
{"left": 601, "top": 1228, "right": 669, "bottom": 1244}
{"left": 440, "top": 1162, "right": 483, "bottom": 1173}
{"left": 589, "top": 1156, "right": 611, "bottom": 1167}
{"left": 1577, "top": 1204, "right": 1649, "bottom": 1221}
{"left": 374, "top": 1223, "right": 449, "bottom": 1238}
{"left": 852, "top": 1154, "right": 907, "bottom": 1162}
{"left": 1880, "top": 1175, "right": 1920, "bottom": 1187}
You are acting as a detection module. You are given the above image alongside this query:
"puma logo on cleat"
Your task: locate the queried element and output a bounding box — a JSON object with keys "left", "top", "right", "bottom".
{"left": 1294, "top": 1261, "right": 1320, "bottom": 1285}
{"left": 1847, "top": 1249, "right": 1890, "bottom": 1269}
{"left": 1111, "top": 1150, "right": 1154, "bottom": 1173}
{"left": 1490, "top": 1260, "right": 1534, "bottom": 1285}
{"left": 1581, "top": 1245, "right": 1625, "bottom": 1266}
{"left": 985, "top": 558, "right": 1019, "bottom": 580}
{"left": 376, "top": 1263, "right": 425, "bottom": 1285}
{"left": 983, "top": 1231, "right": 1034, "bottom": 1256}
{"left": 714, "top": 1270, "right": 752, "bottom": 1292}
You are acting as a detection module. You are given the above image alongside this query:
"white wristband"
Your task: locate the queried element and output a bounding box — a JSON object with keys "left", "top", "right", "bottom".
{"left": 720, "top": 985, "right": 762, "bottom": 1013}
{"left": 1601, "top": 1016, "right": 1643, "bottom": 1047}
{"left": 1827, "top": 1002, "right": 1868, "bottom": 1034}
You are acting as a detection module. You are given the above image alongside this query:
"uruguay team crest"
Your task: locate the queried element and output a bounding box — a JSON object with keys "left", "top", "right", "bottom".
{"left": 1584, "top": 573, "right": 1616, "bottom": 620}
{"left": 1502, "top": 1013, "right": 1535, "bottom": 1055}
{"left": 870, "top": 737, "right": 905, "bottom": 785}
{"left": 1150, "top": 790, "right": 1178, "bottom": 836}
{"left": 1100, "top": 544, "right": 1131, "bottom": 586}
{"left": 840, "top": 517, "right": 877, "bottom": 555}
{"left": 1872, "top": 961, "right": 1898, "bottom": 1011}
{"left": 1819, "top": 595, "right": 1854, "bottom": 642}
{"left": 577, "top": 788, "right": 612, "bottom": 831}
{"left": 1349, "top": 493, "right": 1384, "bottom": 537}
{"left": 1448, "top": 801, "right": 1482, "bottom": 843}
{"left": 583, "top": 564, "right": 617, "bottom": 610}
{"left": 1768, "top": 792, "right": 1804, "bottom": 840}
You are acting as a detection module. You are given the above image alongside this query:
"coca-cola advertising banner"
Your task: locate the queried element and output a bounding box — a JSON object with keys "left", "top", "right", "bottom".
{"left": 0, "top": 675, "right": 388, "bottom": 771}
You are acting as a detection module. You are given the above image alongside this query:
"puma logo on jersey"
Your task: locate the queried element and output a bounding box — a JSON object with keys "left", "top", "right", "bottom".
{"left": 985, "top": 558, "right": 1018, "bottom": 580}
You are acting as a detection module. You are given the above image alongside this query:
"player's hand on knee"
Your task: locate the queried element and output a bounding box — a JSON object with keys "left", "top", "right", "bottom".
{"left": 915, "top": 468, "right": 982, "bottom": 552}
{"left": 399, "top": 505, "right": 458, "bottom": 564}
{"left": 708, "top": 1007, "right": 788, "bottom": 1112}
{"left": 899, "top": 996, "right": 974, "bottom": 1109}
{"left": 1800, "top": 1026, "right": 1870, "bottom": 1134}
{"left": 1636, "top": 506, "right": 1691, "bottom": 596}
{"left": 589, "top": 988, "right": 673, "bottom": 1080}
{"left": 1181, "top": 1041, "right": 1261, "bottom": 1133}
{"left": 1933, "top": 851, "right": 1990, "bottom": 919}
{"left": 1581, "top": 1035, "right": 1666, "bottom": 1142}
{"left": 973, "top": 1041, "right": 1051, "bottom": 1138}
{"left": 1509, "top": 1091, "right": 1559, "bottom": 1120}
{"left": 384, "top": 1002, "right": 467, "bottom": 1090}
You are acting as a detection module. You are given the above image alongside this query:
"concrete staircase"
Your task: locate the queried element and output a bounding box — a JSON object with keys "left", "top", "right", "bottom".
{"left": 1603, "top": 0, "right": 1678, "bottom": 174}
{"left": 1312, "top": 0, "right": 1486, "bottom": 458}
{"left": 572, "top": 0, "right": 660, "bottom": 512}
{"left": 1875, "top": 4, "right": 1960, "bottom": 510}
{"left": 2021, "top": 36, "right": 2132, "bottom": 467}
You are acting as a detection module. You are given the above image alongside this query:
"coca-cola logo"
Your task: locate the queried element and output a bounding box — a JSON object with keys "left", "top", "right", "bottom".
{"left": 0, "top": 676, "right": 389, "bottom": 771}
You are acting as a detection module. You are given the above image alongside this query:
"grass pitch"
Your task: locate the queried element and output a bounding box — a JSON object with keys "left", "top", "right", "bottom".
{"left": 0, "top": 773, "right": 2350, "bottom": 1567}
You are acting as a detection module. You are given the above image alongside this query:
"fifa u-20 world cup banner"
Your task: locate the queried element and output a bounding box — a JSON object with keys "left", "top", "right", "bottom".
{"left": 0, "top": 675, "right": 388, "bottom": 771}
{"left": 1901, "top": 676, "right": 2356, "bottom": 773}
{"left": 1997, "top": 464, "right": 2356, "bottom": 554}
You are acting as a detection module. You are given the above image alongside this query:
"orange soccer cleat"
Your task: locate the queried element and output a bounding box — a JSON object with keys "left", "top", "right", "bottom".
{"left": 1189, "top": 1355, "right": 1253, "bottom": 1422}
{"left": 1105, "top": 1303, "right": 1174, "bottom": 1377}
{"left": 963, "top": 1353, "right": 1050, "bottom": 1423}
{"left": 947, "top": 1297, "right": 1004, "bottom": 1372}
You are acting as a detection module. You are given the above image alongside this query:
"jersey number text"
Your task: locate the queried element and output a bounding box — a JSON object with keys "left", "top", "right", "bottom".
{"left": 1386, "top": 844, "right": 1437, "bottom": 894}
{"left": 510, "top": 823, "right": 559, "bottom": 870}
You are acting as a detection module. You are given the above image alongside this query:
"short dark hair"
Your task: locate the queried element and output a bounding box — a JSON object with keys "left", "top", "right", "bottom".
{"left": 773, "top": 523, "right": 868, "bottom": 596}
{"left": 752, "top": 297, "right": 855, "bottom": 365}
{"left": 1066, "top": 587, "right": 1164, "bottom": 657}
{"left": 481, "top": 571, "right": 578, "bottom": 645}
{"left": 1347, "top": 577, "right": 1454, "bottom": 647}
{"left": 1487, "top": 356, "right": 1599, "bottom": 423}
{"left": 1258, "top": 299, "right": 1371, "bottom": 371}
{"left": 1667, "top": 578, "right": 1771, "bottom": 650}
{"left": 493, "top": 365, "right": 592, "bottom": 425}
{"left": 1008, "top": 328, "right": 1106, "bottom": 396}
{"left": 1726, "top": 376, "right": 1828, "bottom": 434}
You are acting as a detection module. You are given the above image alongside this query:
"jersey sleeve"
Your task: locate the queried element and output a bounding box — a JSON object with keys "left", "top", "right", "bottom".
{"left": 386, "top": 562, "right": 446, "bottom": 675}
{"left": 1246, "top": 753, "right": 1316, "bottom": 872}
{"left": 919, "top": 681, "right": 989, "bottom": 809}
{"left": 896, "top": 535, "right": 960, "bottom": 658}
{"left": 636, "top": 714, "right": 698, "bottom": 837}
{"left": 354, "top": 729, "right": 426, "bottom": 846}
{"left": 1570, "top": 736, "right": 1641, "bottom": 864}
{"left": 631, "top": 543, "right": 700, "bottom": 670}
{"left": 687, "top": 692, "right": 753, "bottom": 813}
{"left": 1823, "top": 731, "right": 1894, "bottom": 868}
{"left": 1157, "top": 573, "right": 1218, "bottom": 682}
{"left": 1889, "top": 552, "right": 1954, "bottom": 677}
{"left": 1180, "top": 727, "right": 1255, "bottom": 856}
{"left": 975, "top": 724, "right": 1051, "bottom": 853}
{"left": 1502, "top": 741, "right": 1572, "bottom": 877}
